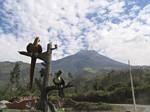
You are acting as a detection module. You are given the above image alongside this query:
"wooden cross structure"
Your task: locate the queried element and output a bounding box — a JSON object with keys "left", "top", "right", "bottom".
{"left": 19, "top": 37, "right": 73, "bottom": 112}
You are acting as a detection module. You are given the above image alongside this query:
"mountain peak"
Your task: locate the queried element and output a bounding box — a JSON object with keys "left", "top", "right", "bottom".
{"left": 77, "top": 50, "right": 98, "bottom": 55}
{"left": 52, "top": 50, "right": 128, "bottom": 73}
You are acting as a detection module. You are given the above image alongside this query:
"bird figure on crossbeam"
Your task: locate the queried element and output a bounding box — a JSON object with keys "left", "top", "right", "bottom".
{"left": 53, "top": 70, "right": 65, "bottom": 98}
{"left": 26, "top": 37, "right": 42, "bottom": 89}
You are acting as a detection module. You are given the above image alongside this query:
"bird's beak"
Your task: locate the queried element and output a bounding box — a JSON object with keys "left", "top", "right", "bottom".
{"left": 55, "top": 44, "right": 57, "bottom": 49}
{"left": 36, "top": 37, "right": 40, "bottom": 42}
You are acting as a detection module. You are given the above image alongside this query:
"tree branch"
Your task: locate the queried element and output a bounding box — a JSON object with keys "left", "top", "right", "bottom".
{"left": 46, "top": 82, "right": 73, "bottom": 94}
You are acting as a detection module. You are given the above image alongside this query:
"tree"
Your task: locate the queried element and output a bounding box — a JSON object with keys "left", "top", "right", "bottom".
{"left": 10, "top": 62, "right": 20, "bottom": 91}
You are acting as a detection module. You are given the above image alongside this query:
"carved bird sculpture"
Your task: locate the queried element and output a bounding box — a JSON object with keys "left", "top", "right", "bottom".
{"left": 53, "top": 70, "right": 65, "bottom": 98}
{"left": 26, "top": 37, "right": 42, "bottom": 89}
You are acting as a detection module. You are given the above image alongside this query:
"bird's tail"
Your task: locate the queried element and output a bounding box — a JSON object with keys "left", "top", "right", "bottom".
{"left": 29, "top": 58, "right": 36, "bottom": 89}
{"left": 59, "top": 88, "right": 65, "bottom": 98}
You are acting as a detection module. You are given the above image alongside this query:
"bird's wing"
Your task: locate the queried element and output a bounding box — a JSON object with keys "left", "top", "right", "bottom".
{"left": 26, "top": 43, "right": 33, "bottom": 53}
{"left": 29, "top": 58, "right": 36, "bottom": 89}
{"left": 37, "top": 45, "right": 42, "bottom": 53}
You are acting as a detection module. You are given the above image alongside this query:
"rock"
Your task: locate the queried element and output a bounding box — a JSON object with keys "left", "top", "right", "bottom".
{"left": 0, "top": 100, "right": 10, "bottom": 109}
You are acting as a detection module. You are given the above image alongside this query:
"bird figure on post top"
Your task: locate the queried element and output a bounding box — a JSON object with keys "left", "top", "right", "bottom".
{"left": 26, "top": 37, "right": 42, "bottom": 89}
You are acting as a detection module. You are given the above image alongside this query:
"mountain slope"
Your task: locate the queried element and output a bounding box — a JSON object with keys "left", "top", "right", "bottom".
{"left": 52, "top": 50, "right": 128, "bottom": 73}
{"left": 0, "top": 50, "right": 128, "bottom": 87}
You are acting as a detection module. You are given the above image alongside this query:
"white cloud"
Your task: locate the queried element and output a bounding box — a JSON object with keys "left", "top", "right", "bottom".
{"left": 108, "top": 0, "right": 125, "bottom": 14}
{"left": 0, "top": 0, "right": 150, "bottom": 65}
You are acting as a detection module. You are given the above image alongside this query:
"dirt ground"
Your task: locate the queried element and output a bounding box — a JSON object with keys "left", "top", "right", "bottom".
{"left": 110, "top": 104, "right": 150, "bottom": 112}
{"left": 1, "top": 104, "right": 150, "bottom": 112}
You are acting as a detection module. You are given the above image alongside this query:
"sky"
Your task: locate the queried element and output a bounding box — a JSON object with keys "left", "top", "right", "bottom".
{"left": 0, "top": 0, "right": 150, "bottom": 65}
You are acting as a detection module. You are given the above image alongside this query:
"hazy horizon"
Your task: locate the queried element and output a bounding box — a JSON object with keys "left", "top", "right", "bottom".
{"left": 0, "top": 50, "right": 149, "bottom": 66}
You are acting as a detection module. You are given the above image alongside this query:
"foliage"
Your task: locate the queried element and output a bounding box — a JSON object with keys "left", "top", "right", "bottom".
{"left": 83, "top": 67, "right": 97, "bottom": 74}
{"left": 9, "top": 62, "right": 20, "bottom": 91}
{"left": 69, "top": 68, "right": 150, "bottom": 105}
{"left": 1, "top": 66, "right": 150, "bottom": 111}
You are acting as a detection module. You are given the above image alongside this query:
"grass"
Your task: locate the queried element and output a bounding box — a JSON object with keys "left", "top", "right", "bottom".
{"left": 0, "top": 109, "right": 42, "bottom": 112}
{"left": 1, "top": 109, "right": 65, "bottom": 112}
{"left": 0, "top": 109, "right": 25, "bottom": 112}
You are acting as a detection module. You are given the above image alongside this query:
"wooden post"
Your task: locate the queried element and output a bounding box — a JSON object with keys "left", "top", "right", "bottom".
{"left": 19, "top": 41, "right": 57, "bottom": 112}
{"left": 19, "top": 39, "right": 73, "bottom": 112}
{"left": 39, "top": 43, "right": 57, "bottom": 112}
{"left": 46, "top": 43, "right": 52, "bottom": 85}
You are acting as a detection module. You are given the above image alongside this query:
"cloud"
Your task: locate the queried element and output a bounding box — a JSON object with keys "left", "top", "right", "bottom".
{"left": 0, "top": 0, "right": 150, "bottom": 65}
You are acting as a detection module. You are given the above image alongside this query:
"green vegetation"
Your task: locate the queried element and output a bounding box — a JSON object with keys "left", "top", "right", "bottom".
{"left": 9, "top": 62, "right": 20, "bottom": 91}
{"left": 1, "top": 65, "right": 150, "bottom": 111}
{"left": 83, "top": 67, "right": 97, "bottom": 74}
{"left": 70, "top": 68, "right": 150, "bottom": 105}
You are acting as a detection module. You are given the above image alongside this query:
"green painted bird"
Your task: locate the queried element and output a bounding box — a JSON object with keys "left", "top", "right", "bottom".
{"left": 26, "top": 37, "right": 42, "bottom": 89}
{"left": 53, "top": 70, "right": 65, "bottom": 98}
